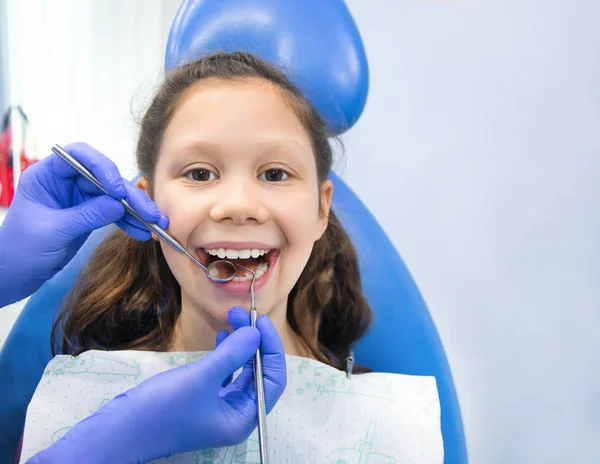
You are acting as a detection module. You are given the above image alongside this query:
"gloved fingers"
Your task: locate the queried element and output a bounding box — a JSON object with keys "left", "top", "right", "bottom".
{"left": 120, "top": 180, "right": 169, "bottom": 228}
{"left": 222, "top": 365, "right": 255, "bottom": 398}
{"left": 215, "top": 329, "right": 229, "bottom": 347}
{"left": 228, "top": 306, "right": 251, "bottom": 330}
{"left": 215, "top": 329, "right": 233, "bottom": 387}
{"left": 60, "top": 195, "right": 125, "bottom": 239}
{"left": 197, "top": 326, "right": 260, "bottom": 384}
{"left": 219, "top": 351, "right": 257, "bottom": 416}
{"left": 53, "top": 142, "right": 126, "bottom": 199}
{"left": 227, "top": 307, "right": 255, "bottom": 373}
{"left": 73, "top": 173, "right": 113, "bottom": 198}
{"left": 88, "top": 179, "right": 167, "bottom": 241}
{"left": 256, "top": 315, "right": 287, "bottom": 414}
{"left": 115, "top": 218, "right": 152, "bottom": 241}
{"left": 228, "top": 306, "right": 286, "bottom": 382}
{"left": 223, "top": 308, "right": 258, "bottom": 393}
{"left": 224, "top": 311, "right": 286, "bottom": 414}
{"left": 228, "top": 308, "right": 283, "bottom": 355}
{"left": 230, "top": 310, "right": 286, "bottom": 371}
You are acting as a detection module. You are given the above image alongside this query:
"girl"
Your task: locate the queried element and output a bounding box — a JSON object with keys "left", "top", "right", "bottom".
{"left": 22, "top": 51, "right": 442, "bottom": 463}
{"left": 54, "top": 51, "right": 372, "bottom": 370}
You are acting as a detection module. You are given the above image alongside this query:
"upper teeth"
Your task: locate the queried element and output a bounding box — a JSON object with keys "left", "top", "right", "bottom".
{"left": 205, "top": 248, "right": 271, "bottom": 259}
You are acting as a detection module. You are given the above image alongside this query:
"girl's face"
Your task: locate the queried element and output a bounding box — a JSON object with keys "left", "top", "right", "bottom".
{"left": 150, "top": 79, "right": 332, "bottom": 343}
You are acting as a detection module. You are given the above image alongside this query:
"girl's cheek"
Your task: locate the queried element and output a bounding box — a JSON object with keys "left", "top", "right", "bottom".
{"left": 155, "top": 189, "right": 184, "bottom": 223}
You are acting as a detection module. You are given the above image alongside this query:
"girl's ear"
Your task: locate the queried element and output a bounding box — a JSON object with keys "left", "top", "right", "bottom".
{"left": 136, "top": 176, "right": 149, "bottom": 191}
{"left": 136, "top": 176, "right": 159, "bottom": 241}
{"left": 315, "top": 179, "right": 333, "bottom": 241}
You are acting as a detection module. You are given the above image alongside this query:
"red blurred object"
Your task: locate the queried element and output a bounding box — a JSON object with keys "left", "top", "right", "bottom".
{"left": 0, "top": 106, "right": 38, "bottom": 207}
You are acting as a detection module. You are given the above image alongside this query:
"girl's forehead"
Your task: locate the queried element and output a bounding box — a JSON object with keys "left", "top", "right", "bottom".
{"left": 160, "top": 80, "right": 314, "bottom": 161}
{"left": 167, "top": 80, "right": 307, "bottom": 134}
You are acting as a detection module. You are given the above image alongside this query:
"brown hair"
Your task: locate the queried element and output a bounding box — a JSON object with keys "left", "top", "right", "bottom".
{"left": 52, "top": 52, "right": 373, "bottom": 372}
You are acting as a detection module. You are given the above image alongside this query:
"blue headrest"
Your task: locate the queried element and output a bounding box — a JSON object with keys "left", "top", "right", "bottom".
{"left": 165, "top": 0, "right": 368, "bottom": 135}
{"left": 0, "top": 1, "right": 466, "bottom": 462}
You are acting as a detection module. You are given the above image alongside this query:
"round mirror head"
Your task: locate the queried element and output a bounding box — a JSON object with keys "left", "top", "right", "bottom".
{"left": 206, "top": 259, "right": 237, "bottom": 283}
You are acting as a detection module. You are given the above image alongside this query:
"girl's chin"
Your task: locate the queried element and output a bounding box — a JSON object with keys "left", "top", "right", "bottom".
{"left": 186, "top": 300, "right": 253, "bottom": 324}
{"left": 209, "top": 295, "right": 256, "bottom": 313}
{"left": 186, "top": 295, "right": 275, "bottom": 326}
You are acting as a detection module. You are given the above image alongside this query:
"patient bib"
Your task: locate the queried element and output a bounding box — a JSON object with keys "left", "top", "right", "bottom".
{"left": 20, "top": 351, "right": 443, "bottom": 463}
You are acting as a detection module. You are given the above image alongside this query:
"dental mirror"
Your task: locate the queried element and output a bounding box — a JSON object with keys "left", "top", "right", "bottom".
{"left": 173, "top": 249, "right": 237, "bottom": 283}
{"left": 206, "top": 259, "right": 238, "bottom": 282}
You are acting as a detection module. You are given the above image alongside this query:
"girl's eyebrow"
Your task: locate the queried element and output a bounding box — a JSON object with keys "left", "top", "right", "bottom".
{"left": 169, "top": 140, "right": 222, "bottom": 160}
{"left": 169, "top": 138, "right": 310, "bottom": 164}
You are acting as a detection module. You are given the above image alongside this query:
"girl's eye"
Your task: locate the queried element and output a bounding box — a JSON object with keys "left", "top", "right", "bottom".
{"left": 259, "top": 169, "right": 289, "bottom": 182}
{"left": 185, "top": 169, "right": 217, "bottom": 182}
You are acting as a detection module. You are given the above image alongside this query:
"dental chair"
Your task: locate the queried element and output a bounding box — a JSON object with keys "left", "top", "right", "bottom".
{"left": 0, "top": 1, "right": 468, "bottom": 462}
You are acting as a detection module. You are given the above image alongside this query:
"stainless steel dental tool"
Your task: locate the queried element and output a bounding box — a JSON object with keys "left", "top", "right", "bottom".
{"left": 234, "top": 263, "right": 269, "bottom": 463}
{"left": 52, "top": 142, "right": 269, "bottom": 462}
{"left": 51, "top": 144, "right": 236, "bottom": 283}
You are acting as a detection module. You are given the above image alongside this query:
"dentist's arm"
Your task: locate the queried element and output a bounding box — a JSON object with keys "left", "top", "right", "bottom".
{"left": 0, "top": 142, "right": 167, "bottom": 308}
{"left": 26, "top": 307, "right": 287, "bottom": 463}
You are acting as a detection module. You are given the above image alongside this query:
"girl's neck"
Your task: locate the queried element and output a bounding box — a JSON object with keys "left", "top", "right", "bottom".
{"left": 168, "top": 295, "right": 310, "bottom": 358}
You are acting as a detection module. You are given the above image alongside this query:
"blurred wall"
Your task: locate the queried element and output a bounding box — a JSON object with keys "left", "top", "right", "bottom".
{"left": 1, "top": 0, "right": 181, "bottom": 181}
{"left": 0, "top": 0, "right": 6, "bottom": 115}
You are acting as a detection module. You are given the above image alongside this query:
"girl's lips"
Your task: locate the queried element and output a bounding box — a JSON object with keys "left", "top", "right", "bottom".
{"left": 207, "top": 250, "right": 280, "bottom": 295}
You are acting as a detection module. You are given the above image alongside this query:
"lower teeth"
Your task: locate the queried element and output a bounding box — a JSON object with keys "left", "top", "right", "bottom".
{"left": 232, "top": 261, "right": 269, "bottom": 282}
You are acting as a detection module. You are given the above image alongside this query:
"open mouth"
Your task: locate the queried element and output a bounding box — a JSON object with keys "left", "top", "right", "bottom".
{"left": 196, "top": 248, "right": 278, "bottom": 282}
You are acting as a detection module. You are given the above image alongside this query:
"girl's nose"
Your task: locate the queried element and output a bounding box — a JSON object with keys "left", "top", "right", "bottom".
{"left": 208, "top": 177, "right": 269, "bottom": 225}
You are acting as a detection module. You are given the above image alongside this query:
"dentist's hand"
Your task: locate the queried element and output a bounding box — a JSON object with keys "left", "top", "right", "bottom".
{"left": 0, "top": 142, "right": 167, "bottom": 306}
{"left": 28, "top": 307, "right": 287, "bottom": 463}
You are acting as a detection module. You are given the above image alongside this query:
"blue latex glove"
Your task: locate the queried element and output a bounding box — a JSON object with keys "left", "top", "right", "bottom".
{"left": 27, "top": 307, "right": 287, "bottom": 463}
{"left": 0, "top": 142, "right": 168, "bottom": 307}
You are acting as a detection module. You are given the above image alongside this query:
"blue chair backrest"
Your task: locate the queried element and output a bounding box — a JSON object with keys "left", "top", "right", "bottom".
{"left": 0, "top": 1, "right": 467, "bottom": 462}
